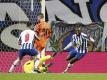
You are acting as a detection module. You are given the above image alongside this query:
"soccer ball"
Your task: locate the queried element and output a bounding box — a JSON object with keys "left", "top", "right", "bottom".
{"left": 23, "top": 60, "right": 34, "bottom": 73}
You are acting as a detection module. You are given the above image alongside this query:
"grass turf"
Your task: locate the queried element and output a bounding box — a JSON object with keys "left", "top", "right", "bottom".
{"left": 0, "top": 73, "right": 107, "bottom": 80}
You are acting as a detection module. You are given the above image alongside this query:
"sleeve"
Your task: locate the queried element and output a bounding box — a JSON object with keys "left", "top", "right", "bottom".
{"left": 64, "top": 42, "right": 73, "bottom": 50}
{"left": 63, "top": 36, "right": 74, "bottom": 50}
{"left": 34, "top": 32, "right": 40, "bottom": 40}
{"left": 82, "top": 32, "right": 95, "bottom": 42}
{"left": 18, "top": 34, "right": 21, "bottom": 45}
{"left": 47, "top": 24, "right": 52, "bottom": 38}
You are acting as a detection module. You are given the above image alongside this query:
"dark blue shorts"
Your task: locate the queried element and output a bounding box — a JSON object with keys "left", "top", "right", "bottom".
{"left": 18, "top": 48, "right": 38, "bottom": 59}
{"left": 69, "top": 49, "right": 86, "bottom": 60}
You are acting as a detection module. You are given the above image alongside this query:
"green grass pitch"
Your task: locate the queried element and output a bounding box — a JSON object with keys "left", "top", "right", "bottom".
{"left": 0, "top": 73, "right": 107, "bottom": 80}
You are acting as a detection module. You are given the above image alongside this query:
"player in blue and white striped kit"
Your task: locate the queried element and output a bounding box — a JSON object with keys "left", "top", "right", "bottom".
{"left": 63, "top": 26, "right": 95, "bottom": 73}
{"left": 9, "top": 24, "right": 40, "bottom": 73}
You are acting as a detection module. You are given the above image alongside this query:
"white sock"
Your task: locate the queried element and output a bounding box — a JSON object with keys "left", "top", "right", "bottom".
{"left": 34, "top": 52, "right": 41, "bottom": 70}
{"left": 34, "top": 58, "right": 40, "bottom": 70}
{"left": 64, "top": 63, "right": 73, "bottom": 73}
{"left": 9, "top": 59, "right": 20, "bottom": 72}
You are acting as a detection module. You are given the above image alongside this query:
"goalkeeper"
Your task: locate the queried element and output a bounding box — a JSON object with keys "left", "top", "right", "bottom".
{"left": 23, "top": 52, "right": 56, "bottom": 73}
{"left": 34, "top": 13, "right": 52, "bottom": 71}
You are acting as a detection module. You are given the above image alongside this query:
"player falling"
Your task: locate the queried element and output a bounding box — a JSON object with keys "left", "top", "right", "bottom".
{"left": 9, "top": 23, "right": 40, "bottom": 73}
{"left": 59, "top": 24, "right": 95, "bottom": 73}
{"left": 23, "top": 55, "right": 54, "bottom": 73}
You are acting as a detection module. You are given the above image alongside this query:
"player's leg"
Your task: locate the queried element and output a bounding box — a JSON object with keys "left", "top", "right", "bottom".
{"left": 66, "top": 53, "right": 75, "bottom": 61}
{"left": 23, "top": 48, "right": 41, "bottom": 73}
{"left": 41, "top": 48, "right": 45, "bottom": 58}
{"left": 33, "top": 48, "right": 46, "bottom": 72}
{"left": 34, "top": 52, "right": 41, "bottom": 71}
{"left": 9, "top": 49, "right": 24, "bottom": 72}
{"left": 69, "top": 52, "right": 86, "bottom": 64}
{"left": 66, "top": 48, "right": 77, "bottom": 61}
{"left": 29, "top": 48, "right": 39, "bottom": 56}
{"left": 63, "top": 52, "right": 87, "bottom": 73}
{"left": 37, "top": 55, "right": 53, "bottom": 73}
{"left": 63, "top": 50, "right": 77, "bottom": 73}
{"left": 34, "top": 55, "right": 52, "bottom": 73}
{"left": 25, "top": 48, "right": 41, "bottom": 73}
{"left": 28, "top": 48, "right": 42, "bottom": 72}
{"left": 40, "top": 48, "right": 46, "bottom": 65}
{"left": 39, "top": 55, "right": 52, "bottom": 66}
{"left": 64, "top": 56, "right": 78, "bottom": 73}
{"left": 8, "top": 58, "right": 21, "bottom": 73}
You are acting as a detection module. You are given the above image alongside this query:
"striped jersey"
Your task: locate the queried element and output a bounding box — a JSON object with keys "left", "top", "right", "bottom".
{"left": 71, "top": 32, "right": 88, "bottom": 53}
{"left": 18, "top": 30, "right": 39, "bottom": 49}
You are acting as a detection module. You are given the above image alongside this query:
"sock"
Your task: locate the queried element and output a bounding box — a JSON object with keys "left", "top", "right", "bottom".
{"left": 34, "top": 58, "right": 40, "bottom": 70}
{"left": 9, "top": 59, "right": 20, "bottom": 72}
{"left": 64, "top": 63, "right": 73, "bottom": 73}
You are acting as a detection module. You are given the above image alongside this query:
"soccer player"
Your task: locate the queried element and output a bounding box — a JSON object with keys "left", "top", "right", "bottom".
{"left": 23, "top": 53, "right": 56, "bottom": 73}
{"left": 34, "top": 13, "right": 52, "bottom": 71}
{"left": 60, "top": 24, "right": 95, "bottom": 73}
{"left": 9, "top": 23, "right": 40, "bottom": 73}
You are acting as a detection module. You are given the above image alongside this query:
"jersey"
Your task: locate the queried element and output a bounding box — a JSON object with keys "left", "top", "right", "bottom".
{"left": 34, "top": 21, "right": 52, "bottom": 52}
{"left": 71, "top": 32, "right": 88, "bottom": 53}
{"left": 19, "top": 30, "right": 39, "bottom": 49}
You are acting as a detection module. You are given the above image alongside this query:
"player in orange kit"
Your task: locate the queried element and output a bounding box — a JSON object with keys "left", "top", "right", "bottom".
{"left": 34, "top": 13, "right": 52, "bottom": 71}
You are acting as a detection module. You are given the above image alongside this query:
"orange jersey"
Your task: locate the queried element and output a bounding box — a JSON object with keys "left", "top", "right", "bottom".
{"left": 34, "top": 21, "right": 52, "bottom": 52}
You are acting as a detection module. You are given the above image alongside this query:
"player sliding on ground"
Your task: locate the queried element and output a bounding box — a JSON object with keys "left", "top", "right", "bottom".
{"left": 9, "top": 23, "right": 41, "bottom": 73}
{"left": 59, "top": 24, "right": 95, "bottom": 73}
{"left": 23, "top": 52, "right": 56, "bottom": 73}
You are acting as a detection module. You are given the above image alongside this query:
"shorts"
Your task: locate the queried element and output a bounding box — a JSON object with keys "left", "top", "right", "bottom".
{"left": 69, "top": 49, "right": 86, "bottom": 60}
{"left": 18, "top": 48, "right": 39, "bottom": 59}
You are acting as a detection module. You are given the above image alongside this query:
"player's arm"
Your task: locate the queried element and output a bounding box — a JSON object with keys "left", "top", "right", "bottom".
{"left": 54, "top": 41, "right": 74, "bottom": 55}
{"left": 50, "top": 41, "right": 73, "bottom": 57}
{"left": 63, "top": 35, "right": 76, "bottom": 51}
{"left": 59, "top": 35, "right": 75, "bottom": 54}
{"left": 64, "top": 42, "right": 73, "bottom": 50}
{"left": 18, "top": 34, "right": 21, "bottom": 45}
{"left": 47, "top": 24, "right": 52, "bottom": 38}
{"left": 34, "top": 24, "right": 39, "bottom": 31}
{"left": 34, "top": 32, "right": 41, "bottom": 40}
{"left": 82, "top": 32, "right": 95, "bottom": 43}
{"left": 51, "top": 37, "right": 74, "bottom": 57}
{"left": 34, "top": 24, "right": 40, "bottom": 35}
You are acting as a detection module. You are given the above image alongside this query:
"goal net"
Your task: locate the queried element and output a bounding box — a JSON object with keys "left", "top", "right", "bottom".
{"left": 0, "top": 0, "right": 42, "bottom": 72}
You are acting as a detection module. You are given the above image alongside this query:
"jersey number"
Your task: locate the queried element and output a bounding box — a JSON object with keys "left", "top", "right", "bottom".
{"left": 25, "top": 33, "right": 29, "bottom": 42}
